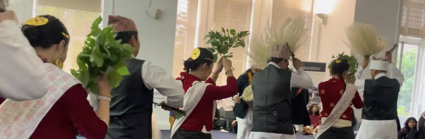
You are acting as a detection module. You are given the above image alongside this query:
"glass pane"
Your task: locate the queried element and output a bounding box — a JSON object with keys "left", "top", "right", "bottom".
{"left": 398, "top": 43, "right": 418, "bottom": 116}
{"left": 172, "top": 0, "right": 198, "bottom": 78}
{"left": 36, "top": 5, "right": 100, "bottom": 73}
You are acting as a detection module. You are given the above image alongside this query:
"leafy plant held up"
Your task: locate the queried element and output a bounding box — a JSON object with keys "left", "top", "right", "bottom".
{"left": 205, "top": 27, "right": 249, "bottom": 61}
{"left": 71, "top": 16, "right": 134, "bottom": 94}
{"left": 328, "top": 52, "right": 358, "bottom": 74}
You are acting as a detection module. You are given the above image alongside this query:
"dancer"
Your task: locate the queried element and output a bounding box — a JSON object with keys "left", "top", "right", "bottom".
{"left": 0, "top": 15, "right": 111, "bottom": 139}
{"left": 106, "top": 15, "right": 184, "bottom": 139}
{"left": 355, "top": 53, "right": 404, "bottom": 139}
{"left": 316, "top": 59, "right": 363, "bottom": 139}
{"left": 171, "top": 48, "right": 238, "bottom": 139}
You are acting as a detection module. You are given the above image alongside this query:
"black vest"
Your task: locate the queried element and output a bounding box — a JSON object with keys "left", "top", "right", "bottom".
{"left": 362, "top": 76, "right": 400, "bottom": 120}
{"left": 107, "top": 59, "right": 154, "bottom": 139}
{"left": 251, "top": 65, "right": 294, "bottom": 134}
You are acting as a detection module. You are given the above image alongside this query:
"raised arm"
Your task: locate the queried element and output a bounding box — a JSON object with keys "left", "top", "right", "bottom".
{"left": 0, "top": 11, "right": 48, "bottom": 100}
{"left": 141, "top": 61, "right": 184, "bottom": 108}
{"left": 290, "top": 58, "right": 314, "bottom": 89}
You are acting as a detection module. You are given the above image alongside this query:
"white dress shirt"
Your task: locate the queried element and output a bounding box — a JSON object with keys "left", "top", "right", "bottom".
{"left": 0, "top": 20, "right": 48, "bottom": 100}
{"left": 141, "top": 61, "right": 184, "bottom": 108}
{"left": 355, "top": 63, "right": 404, "bottom": 92}
{"left": 269, "top": 62, "right": 315, "bottom": 89}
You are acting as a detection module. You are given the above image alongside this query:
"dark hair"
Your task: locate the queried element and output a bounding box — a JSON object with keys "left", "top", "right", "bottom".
{"left": 404, "top": 117, "right": 417, "bottom": 131}
{"left": 308, "top": 103, "right": 320, "bottom": 116}
{"left": 22, "top": 15, "right": 69, "bottom": 49}
{"left": 183, "top": 48, "right": 214, "bottom": 73}
{"left": 330, "top": 59, "right": 349, "bottom": 80}
{"left": 115, "top": 31, "right": 138, "bottom": 44}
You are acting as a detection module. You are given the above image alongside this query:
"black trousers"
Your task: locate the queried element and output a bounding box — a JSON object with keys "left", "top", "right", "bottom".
{"left": 318, "top": 127, "right": 355, "bottom": 139}
{"left": 172, "top": 129, "right": 212, "bottom": 139}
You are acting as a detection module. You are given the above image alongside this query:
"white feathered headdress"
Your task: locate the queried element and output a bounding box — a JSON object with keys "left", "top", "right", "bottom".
{"left": 345, "top": 23, "right": 388, "bottom": 56}
{"left": 249, "top": 17, "right": 307, "bottom": 69}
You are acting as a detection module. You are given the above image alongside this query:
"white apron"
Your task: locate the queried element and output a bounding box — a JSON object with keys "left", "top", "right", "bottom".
{"left": 316, "top": 84, "right": 358, "bottom": 139}
{"left": 0, "top": 63, "right": 80, "bottom": 139}
{"left": 237, "top": 108, "right": 253, "bottom": 139}
{"left": 355, "top": 119, "right": 397, "bottom": 139}
{"left": 170, "top": 81, "right": 216, "bottom": 139}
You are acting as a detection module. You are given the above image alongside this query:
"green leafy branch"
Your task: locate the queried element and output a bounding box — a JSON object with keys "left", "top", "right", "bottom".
{"left": 71, "top": 16, "right": 134, "bottom": 94}
{"left": 204, "top": 27, "right": 249, "bottom": 62}
{"left": 328, "top": 52, "right": 358, "bottom": 74}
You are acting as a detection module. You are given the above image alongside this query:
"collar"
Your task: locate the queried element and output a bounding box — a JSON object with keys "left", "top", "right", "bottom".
{"left": 375, "top": 73, "right": 387, "bottom": 79}
{"left": 180, "top": 72, "right": 202, "bottom": 82}
{"left": 330, "top": 77, "right": 344, "bottom": 82}
{"left": 268, "top": 62, "right": 280, "bottom": 68}
{"left": 37, "top": 54, "right": 48, "bottom": 63}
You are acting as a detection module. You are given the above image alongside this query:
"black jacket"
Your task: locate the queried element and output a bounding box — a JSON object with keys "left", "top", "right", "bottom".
{"left": 233, "top": 69, "right": 253, "bottom": 118}
{"left": 291, "top": 88, "right": 310, "bottom": 126}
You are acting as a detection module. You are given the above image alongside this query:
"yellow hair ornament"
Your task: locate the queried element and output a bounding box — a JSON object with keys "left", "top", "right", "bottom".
{"left": 62, "top": 32, "right": 70, "bottom": 39}
{"left": 25, "top": 17, "right": 49, "bottom": 26}
{"left": 335, "top": 59, "right": 342, "bottom": 63}
{"left": 190, "top": 48, "right": 201, "bottom": 60}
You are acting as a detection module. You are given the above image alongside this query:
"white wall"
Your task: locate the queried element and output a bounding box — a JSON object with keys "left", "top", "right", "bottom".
{"left": 308, "top": 0, "right": 356, "bottom": 84}
{"left": 354, "top": 0, "right": 402, "bottom": 53}
{"left": 103, "top": 0, "right": 178, "bottom": 130}
{"left": 8, "top": 0, "right": 35, "bottom": 24}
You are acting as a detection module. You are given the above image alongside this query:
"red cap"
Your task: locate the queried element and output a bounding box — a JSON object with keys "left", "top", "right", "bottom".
{"left": 108, "top": 15, "right": 137, "bottom": 32}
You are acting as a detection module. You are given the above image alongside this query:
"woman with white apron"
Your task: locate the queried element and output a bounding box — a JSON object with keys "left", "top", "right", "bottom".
{"left": 0, "top": 15, "right": 112, "bottom": 139}
{"left": 171, "top": 48, "right": 238, "bottom": 139}
{"left": 316, "top": 58, "right": 363, "bottom": 139}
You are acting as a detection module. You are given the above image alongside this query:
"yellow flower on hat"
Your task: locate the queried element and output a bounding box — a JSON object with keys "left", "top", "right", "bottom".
{"left": 335, "top": 59, "right": 341, "bottom": 63}
{"left": 25, "top": 17, "right": 49, "bottom": 26}
{"left": 190, "top": 48, "right": 201, "bottom": 60}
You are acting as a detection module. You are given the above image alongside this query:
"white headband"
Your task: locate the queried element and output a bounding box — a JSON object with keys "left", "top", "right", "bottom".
{"left": 370, "top": 60, "right": 388, "bottom": 71}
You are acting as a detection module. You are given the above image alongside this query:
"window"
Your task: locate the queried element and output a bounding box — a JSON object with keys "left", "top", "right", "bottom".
{"left": 35, "top": 0, "right": 101, "bottom": 73}
{"left": 172, "top": 0, "right": 199, "bottom": 77}
{"left": 396, "top": 40, "right": 419, "bottom": 116}
{"left": 398, "top": 0, "right": 425, "bottom": 118}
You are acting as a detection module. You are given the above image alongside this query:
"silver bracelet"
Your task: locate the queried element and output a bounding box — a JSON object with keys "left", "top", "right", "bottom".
{"left": 97, "top": 95, "right": 111, "bottom": 102}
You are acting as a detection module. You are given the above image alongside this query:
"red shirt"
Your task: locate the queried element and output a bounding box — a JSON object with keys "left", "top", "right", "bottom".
{"left": 318, "top": 78, "right": 363, "bottom": 121}
{"left": 178, "top": 73, "right": 237, "bottom": 132}
{"left": 309, "top": 114, "right": 321, "bottom": 128}
{"left": 30, "top": 84, "right": 107, "bottom": 139}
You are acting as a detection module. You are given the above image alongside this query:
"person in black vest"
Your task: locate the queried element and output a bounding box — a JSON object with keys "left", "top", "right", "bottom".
{"left": 249, "top": 44, "right": 315, "bottom": 139}
{"left": 233, "top": 66, "right": 261, "bottom": 139}
{"left": 355, "top": 53, "right": 404, "bottom": 139}
{"left": 106, "top": 15, "right": 185, "bottom": 139}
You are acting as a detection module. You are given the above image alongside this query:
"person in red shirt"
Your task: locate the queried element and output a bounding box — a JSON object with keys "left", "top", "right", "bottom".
{"left": 317, "top": 59, "right": 363, "bottom": 139}
{"left": 0, "top": 15, "right": 111, "bottom": 139}
{"left": 171, "top": 48, "right": 238, "bottom": 139}
{"left": 308, "top": 103, "right": 321, "bottom": 130}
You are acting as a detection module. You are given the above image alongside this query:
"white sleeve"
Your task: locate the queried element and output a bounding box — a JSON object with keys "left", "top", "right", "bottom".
{"left": 0, "top": 20, "right": 49, "bottom": 100}
{"left": 354, "top": 66, "right": 366, "bottom": 93}
{"left": 355, "top": 66, "right": 365, "bottom": 80}
{"left": 141, "top": 61, "right": 184, "bottom": 108}
{"left": 290, "top": 69, "right": 315, "bottom": 89}
{"left": 387, "top": 63, "right": 404, "bottom": 86}
{"left": 354, "top": 79, "right": 365, "bottom": 94}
